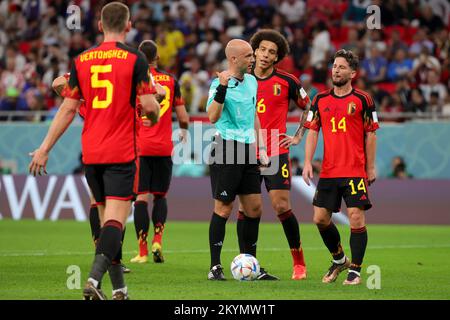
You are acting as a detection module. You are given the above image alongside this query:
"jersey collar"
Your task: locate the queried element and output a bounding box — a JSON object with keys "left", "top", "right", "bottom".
{"left": 252, "top": 67, "right": 276, "bottom": 81}
{"left": 331, "top": 87, "right": 355, "bottom": 99}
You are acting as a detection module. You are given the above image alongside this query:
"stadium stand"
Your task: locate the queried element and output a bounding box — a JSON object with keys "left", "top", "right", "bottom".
{"left": 0, "top": 0, "right": 448, "bottom": 122}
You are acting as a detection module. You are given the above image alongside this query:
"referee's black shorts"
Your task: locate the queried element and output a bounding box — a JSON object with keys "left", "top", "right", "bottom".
{"left": 209, "top": 135, "right": 261, "bottom": 203}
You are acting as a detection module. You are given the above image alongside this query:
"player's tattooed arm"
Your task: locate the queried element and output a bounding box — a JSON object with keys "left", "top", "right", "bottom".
{"left": 293, "top": 98, "right": 312, "bottom": 141}
{"left": 279, "top": 98, "right": 311, "bottom": 148}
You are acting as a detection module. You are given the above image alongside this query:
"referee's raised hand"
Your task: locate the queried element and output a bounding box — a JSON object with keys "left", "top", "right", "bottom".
{"left": 216, "top": 71, "right": 231, "bottom": 86}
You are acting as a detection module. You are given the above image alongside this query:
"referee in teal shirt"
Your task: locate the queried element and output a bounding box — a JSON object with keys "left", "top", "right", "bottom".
{"left": 206, "top": 39, "right": 272, "bottom": 281}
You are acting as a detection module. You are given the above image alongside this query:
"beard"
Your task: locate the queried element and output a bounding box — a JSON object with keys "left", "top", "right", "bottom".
{"left": 332, "top": 77, "right": 350, "bottom": 87}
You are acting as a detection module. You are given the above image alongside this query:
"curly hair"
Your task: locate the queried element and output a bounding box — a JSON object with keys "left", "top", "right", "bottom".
{"left": 249, "top": 29, "right": 290, "bottom": 63}
{"left": 334, "top": 49, "right": 359, "bottom": 70}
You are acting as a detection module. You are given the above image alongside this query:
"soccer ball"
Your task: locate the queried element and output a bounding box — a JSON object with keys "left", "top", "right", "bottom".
{"left": 230, "top": 254, "right": 260, "bottom": 281}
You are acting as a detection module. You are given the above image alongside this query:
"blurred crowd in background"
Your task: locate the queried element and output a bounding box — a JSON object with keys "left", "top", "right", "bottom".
{"left": 0, "top": 0, "right": 449, "bottom": 121}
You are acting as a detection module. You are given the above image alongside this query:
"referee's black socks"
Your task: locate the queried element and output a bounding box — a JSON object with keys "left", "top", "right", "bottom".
{"left": 236, "top": 211, "right": 260, "bottom": 258}
{"left": 237, "top": 211, "right": 245, "bottom": 253}
{"left": 317, "top": 222, "right": 345, "bottom": 262}
{"left": 209, "top": 212, "right": 228, "bottom": 268}
{"left": 243, "top": 214, "right": 260, "bottom": 258}
{"left": 350, "top": 226, "right": 368, "bottom": 273}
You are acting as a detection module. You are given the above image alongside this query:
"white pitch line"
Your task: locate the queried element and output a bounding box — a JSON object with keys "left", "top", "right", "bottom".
{"left": 1, "top": 244, "right": 450, "bottom": 257}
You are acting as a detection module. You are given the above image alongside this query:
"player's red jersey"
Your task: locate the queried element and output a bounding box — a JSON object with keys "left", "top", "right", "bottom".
{"left": 62, "top": 41, "right": 155, "bottom": 164}
{"left": 303, "top": 88, "right": 379, "bottom": 178}
{"left": 138, "top": 67, "right": 184, "bottom": 157}
{"left": 254, "top": 68, "right": 309, "bottom": 157}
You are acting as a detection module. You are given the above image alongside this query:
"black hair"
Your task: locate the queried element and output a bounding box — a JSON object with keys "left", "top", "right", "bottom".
{"left": 250, "top": 29, "right": 290, "bottom": 63}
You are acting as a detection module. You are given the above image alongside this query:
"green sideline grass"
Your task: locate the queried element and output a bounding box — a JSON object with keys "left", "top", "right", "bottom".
{"left": 0, "top": 220, "right": 449, "bottom": 300}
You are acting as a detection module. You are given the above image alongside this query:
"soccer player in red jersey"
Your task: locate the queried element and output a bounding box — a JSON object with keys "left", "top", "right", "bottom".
{"left": 236, "top": 30, "right": 311, "bottom": 280}
{"left": 53, "top": 74, "right": 131, "bottom": 274}
{"left": 29, "top": 2, "right": 160, "bottom": 299}
{"left": 303, "top": 49, "right": 379, "bottom": 285}
{"left": 130, "top": 40, "right": 189, "bottom": 264}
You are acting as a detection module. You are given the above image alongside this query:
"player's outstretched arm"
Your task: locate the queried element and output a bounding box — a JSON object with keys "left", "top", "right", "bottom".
{"left": 365, "top": 131, "right": 377, "bottom": 185}
{"left": 302, "top": 129, "right": 318, "bottom": 186}
{"left": 28, "top": 98, "right": 80, "bottom": 176}
{"left": 140, "top": 94, "right": 160, "bottom": 125}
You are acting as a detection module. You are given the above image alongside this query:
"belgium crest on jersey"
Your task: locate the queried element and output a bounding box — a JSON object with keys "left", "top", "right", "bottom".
{"left": 273, "top": 83, "right": 281, "bottom": 96}
{"left": 348, "top": 101, "right": 356, "bottom": 115}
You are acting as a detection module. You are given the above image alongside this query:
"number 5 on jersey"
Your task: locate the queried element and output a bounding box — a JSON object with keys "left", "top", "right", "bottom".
{"left": 91, "top": 65, "right": 113, "bottom": 109}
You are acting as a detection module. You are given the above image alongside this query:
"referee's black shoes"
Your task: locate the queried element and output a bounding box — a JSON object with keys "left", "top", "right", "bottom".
{"left": 208, "top": 264, "right": 226, "bottom": 280}
{"left": 257, "top": 267, "right": 280, "bottom": 280}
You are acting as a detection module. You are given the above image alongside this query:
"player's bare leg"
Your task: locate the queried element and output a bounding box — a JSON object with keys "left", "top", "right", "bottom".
{"left": 84, "top": 199, "right": 131, "bottom": 300}
{"left": 131, "top": 193, "right": 150, "bottom": 263}
{"left": 343, "top": 207, "right": 367, "bottom": 285}
{"left": 314, "top": 206, "right": 350, "bottom": 283}
{"left": 269, "top": 190, "right": 307, "bottom": 280}
{"left": 208, "top": 200, "right": 233, "bottom": 280}
{"left": 239, "top": 194, "right": 279, "bottom": 280}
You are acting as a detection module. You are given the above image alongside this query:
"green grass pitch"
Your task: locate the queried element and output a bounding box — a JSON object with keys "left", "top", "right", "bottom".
{"left": 0, "top": 220, "right": 449, "bottom": 300}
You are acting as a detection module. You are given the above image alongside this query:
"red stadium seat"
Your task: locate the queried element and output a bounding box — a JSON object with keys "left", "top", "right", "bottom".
{"left": 377, "top": 82, "right": 397, "bottom": 94}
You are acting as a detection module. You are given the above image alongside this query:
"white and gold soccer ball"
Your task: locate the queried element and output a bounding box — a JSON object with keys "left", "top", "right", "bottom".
{"left": 230, "top": 254, "right": 260, "bottom": 281}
